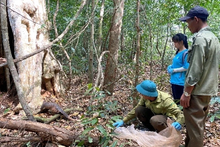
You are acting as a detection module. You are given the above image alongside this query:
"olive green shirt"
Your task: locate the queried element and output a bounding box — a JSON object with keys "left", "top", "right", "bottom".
{"left": 123, "top": 90, "right": 185, "bottom": 125}
{"left": 185, "top": 27, "right": 220, "bottom": 96}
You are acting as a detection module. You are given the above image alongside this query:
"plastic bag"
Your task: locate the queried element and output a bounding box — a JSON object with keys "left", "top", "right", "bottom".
{"left": 114, "top": 118, "right": 182, "bottom": 147}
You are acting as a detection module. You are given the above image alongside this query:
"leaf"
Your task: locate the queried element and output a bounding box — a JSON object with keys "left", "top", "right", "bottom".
{"left": 82, "top": 127, "right": 94, "bottom": 135}
{"left": 88, "top": 136, "right": 93, "bottom": 143}
{"left": 82, "top": 119, "right": 93, "bottom": 125}
{"left": 3, "top": 108, "right": 10, "bottom": 114}
{"left": 215, "top": 113, "right": 220, "bottom": 119}
{"left": 26, "top": 141, "right": 33, "bottom": 147}
{"left": 91, "top": 118, "right": 98, "bottom": 125}
{"left": 77, "top": 140, "right": 84, "bottom": 146}
{"left": 85, "top": 83, "right": 93, "bottom": 95}
{"left": 87, "top": 83, "right": 93, "bottom": 89}
{"left": 95, "top": 87, "right": 100, "bottom": 91}
{"left": 100, "top": 112, "right": 105, "bottom": 118}
{"left": 209, "top": 115, "right": 215, "bottom": 122}
{"left": 97, "top": 125, "right": 107, "bottom": 136}
{"left": 111, "top": 115, "right": 122, "bottom": 121}
{"left": 99, "top": 136, "right": 109, "bottom": 146}
{"left": 106, "top": 123, "right": 114, "bottom": 129}
{"left": 111, "top": 141, "right": 118, "bottom": 147}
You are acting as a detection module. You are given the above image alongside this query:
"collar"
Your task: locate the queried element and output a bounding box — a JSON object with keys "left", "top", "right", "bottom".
{"left": 149, "top": 91, "right": 162, "bottom": 103}
{"left": 198, "top": 26, "right": 210, "bottom": 32}
{"left": 192, "top": 26, "right": 210, "bottom": 39}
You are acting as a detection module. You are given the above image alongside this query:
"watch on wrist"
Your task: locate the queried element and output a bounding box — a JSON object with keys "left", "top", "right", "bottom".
{"left": 184, "top": 91, "right": 190, "bottom": 97}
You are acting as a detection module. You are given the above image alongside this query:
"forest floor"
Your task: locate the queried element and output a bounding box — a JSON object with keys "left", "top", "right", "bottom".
{"left": 0, "top": 74, "right": 220, "bottom": 147}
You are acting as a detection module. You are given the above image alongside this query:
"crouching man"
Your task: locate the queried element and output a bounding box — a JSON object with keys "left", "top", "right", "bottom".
{"left": 113, "top": 80, "right": 184, "bottom": 132}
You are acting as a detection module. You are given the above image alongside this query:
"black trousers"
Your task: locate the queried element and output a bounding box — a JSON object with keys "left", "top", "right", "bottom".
{"left": 171, "top": 84, "right": 184, "bottom": 104}
{"left": 135, "top": 106, "right": 167, "bottom": 132}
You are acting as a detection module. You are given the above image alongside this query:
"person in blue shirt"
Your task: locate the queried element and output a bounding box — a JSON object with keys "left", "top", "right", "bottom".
{"left": 167, "top": 33, "right": 189, "bottom": 104}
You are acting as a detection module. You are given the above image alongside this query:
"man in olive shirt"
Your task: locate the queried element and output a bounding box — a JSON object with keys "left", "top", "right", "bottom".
{"left": 179, "top": 6, "right": 220, "bottom": 147}
{"left": 113, "top": 80, "right": 184, "bottom": 132}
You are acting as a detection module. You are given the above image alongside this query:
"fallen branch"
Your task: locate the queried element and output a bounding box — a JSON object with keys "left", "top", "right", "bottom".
{"left": 0, "top": 118, "right": 75, "bottom": 146}
{"left": 0, "top": 136, "right": 41, "bottom": 143}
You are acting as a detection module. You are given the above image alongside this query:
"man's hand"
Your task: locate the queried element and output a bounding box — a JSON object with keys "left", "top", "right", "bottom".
{"left": 113, "top": 120, "right": 124, "bottom": 128}
{"left": 180, "top": 94, "right": 191, "bottom": 108}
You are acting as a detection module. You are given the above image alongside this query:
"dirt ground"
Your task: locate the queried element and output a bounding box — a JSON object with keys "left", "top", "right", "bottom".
{"left": 0, "top": 75, "right": 220, "bottom": 147}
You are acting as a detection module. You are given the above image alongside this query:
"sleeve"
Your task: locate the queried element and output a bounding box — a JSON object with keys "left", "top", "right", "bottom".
{"left": 163, "top": 99, "right": 185, "bottom": 125}
{"left": 183, "top": 53, "right": 189, "bottom": 69}
{"left": 173, "top": 67, "right": 187, "bottom": 72}
{"left": 123, "top": 98, "right": 145, "bottom": 123}
{"left": 185, "top": 37, "right": 206, "bottom": 87}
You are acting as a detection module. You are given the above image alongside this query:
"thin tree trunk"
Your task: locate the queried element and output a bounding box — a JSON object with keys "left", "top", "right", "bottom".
{"left": 161, "top": 24, "right": 170, "bottom": 71}
{"left": 134, "top": 0, "right": 140, "bottom": 87}
{"left": 103, "top": 0, "right": 124, "bottom": 95}
{"left": 141, "top": 5, "right": 153, "bottom": 80}
{"left": 98, "top": 0, "right": 105, "bottom": 55}
{"left": 132, "top": 0, "right": 141, "bottom": 107}
{"left": 5, "top": 68, "right": 10, "bottom": 90}
{"left": 121, "top": 26, "right": 124, "bottom": 52}
{"left": 1, "top": 0, "right": 35, "bottom": 121}
{"left": 88, "top": 0, "right": 95, "bottom": 84}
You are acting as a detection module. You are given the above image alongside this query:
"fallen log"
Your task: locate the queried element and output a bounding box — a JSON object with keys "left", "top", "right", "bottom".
{"left": 0, "top": 136, "right": 41, "bottom": 143}
{"left": 0, "top": 118, "right": 75, "bottom": 146}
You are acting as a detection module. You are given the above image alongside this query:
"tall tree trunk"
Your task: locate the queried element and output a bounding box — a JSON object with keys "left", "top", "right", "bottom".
{"left": 1, "top": 0, "right": 35, "bottom": 121}
{"left": 0, "top": 6, "right": 6, "bottom": 91}
{"left": 132, "top": 0, "right": 141, "bottom": 107}
{"left": 98, "top": 0, "right": 105, "bottom": 55}
{"left": 88, "top": 0, "right": 95, "bottom": 84}
{"left": 103, "top": 0, "right": 124, "bottom": 95}
{"left": 6, "top": 0, "right": 50, "bottom": 113}
{"left": 161, "top": 24, "right": 170, "bottom": 71}
{"left": 134, "top": 0, "right": 140, "bottom": 87}
{"left": 0, "top": 3, "right": 9, "bottom": 92}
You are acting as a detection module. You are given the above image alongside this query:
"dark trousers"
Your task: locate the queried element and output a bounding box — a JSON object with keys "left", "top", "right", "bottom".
{"left": 171, "top": 84, "right": 184, "bottom": 104}
{"left": 184, "top": 95, "right": 211, "bottom": 147}
{"left": 135, "top": 106, "right": 167, "bottom": 132}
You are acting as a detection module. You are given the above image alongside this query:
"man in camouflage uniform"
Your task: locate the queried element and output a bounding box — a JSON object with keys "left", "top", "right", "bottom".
{"left": 113, "top": 80, "right": 184, "bottom": 132}
{"left": 179, "top": 6, "right": 220, "bottom": 147}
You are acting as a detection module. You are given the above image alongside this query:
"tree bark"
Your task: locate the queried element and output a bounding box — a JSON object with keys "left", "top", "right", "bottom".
{"left": 103, "top": 0, "right": 124, "bottom": 95}
{"left": 88, "top": 0, "right": 95, "bottom": 84}
{"left": 0, "top": 118, "right": 75, "bottom": 146}
{"left": 134, "top": 0, "right": 141, "bottom": 88}
{"left": 132, "top": 0, "right": 141, "bottom": 107}
{"left": 161, "top": 23, "right": 170, "bottom": 71}
{"left": 6, "top": 0, "right": 51, "bottom": 113}
{"left": 1, "top": 0, "right": 35, "bottom": 121}
{"left": 0, "top": 136, "right": 42, "bottom": 144}
{"left": 0, "top": 3, "right": 8, "bottom": 92}
{"left": 98, "top": 0, "right": 105, "bottom": 55}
